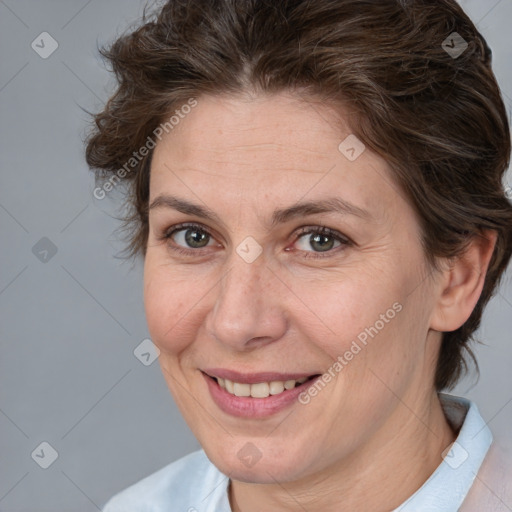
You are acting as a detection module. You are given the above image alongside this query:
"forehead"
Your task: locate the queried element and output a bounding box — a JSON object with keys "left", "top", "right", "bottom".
{"left": 154, "top": 92, "right": 353, "bottom": 166}
{"left": 149, "top": 92, "right": 402, "bottom": 222}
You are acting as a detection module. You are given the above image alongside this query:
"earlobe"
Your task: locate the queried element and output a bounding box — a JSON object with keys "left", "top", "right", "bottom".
{"left": 430, "top": 229, "right": 497, "bottom": 332}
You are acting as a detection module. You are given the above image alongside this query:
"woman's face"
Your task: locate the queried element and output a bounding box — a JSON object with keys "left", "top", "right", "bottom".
{"left": 144, "top": 91, "right": 443, "bottom": 483}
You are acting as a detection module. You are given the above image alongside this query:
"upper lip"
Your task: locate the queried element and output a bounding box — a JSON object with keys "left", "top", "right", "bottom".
{"left": 202, "top": 368, "right": 320, "bottom": 384}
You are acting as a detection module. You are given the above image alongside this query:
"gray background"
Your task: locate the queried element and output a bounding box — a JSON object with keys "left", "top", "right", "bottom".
{"left": 0, "top": 0, "right": 511, "bottom": 510}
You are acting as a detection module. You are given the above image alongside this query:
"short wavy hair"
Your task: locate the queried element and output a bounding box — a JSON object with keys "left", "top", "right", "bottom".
{"left": 85, "top": 0, "right": 512, "bottom": 391}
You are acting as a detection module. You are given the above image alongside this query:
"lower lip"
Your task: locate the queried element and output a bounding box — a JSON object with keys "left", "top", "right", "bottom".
{"left": 203, "top": 373, "right": 320, "bottom": 418}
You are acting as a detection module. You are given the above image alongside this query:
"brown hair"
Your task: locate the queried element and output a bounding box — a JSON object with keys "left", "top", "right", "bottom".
{"left": 85, "top": 0, "right": 512, "bottom": 391}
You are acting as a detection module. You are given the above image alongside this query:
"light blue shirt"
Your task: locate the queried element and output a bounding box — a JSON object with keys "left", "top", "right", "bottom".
{"left": 102, "top": 394, "right": 494, "bottom": 512}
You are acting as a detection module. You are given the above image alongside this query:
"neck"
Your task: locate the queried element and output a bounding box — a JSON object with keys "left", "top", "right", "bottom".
{"left": 229, "top": 391, "right": 456, "bottom": 512}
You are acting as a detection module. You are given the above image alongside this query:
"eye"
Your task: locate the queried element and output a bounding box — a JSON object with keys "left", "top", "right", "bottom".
{"left": 292, "top": 226, "right": 352, "bottom": 259}
{"left": 158, "top": 222, "right": 352, "bottom": 259}
{"left": 160, "top": 222, "right": 217, "bottom": 255}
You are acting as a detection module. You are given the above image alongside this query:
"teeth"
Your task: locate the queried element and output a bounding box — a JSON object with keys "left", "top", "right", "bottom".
{"left": 250, "top": 382, "right": 270, "bottom": 398}
{"left": 217, "top": 376, "right": 310, "bottom": 398}
{"left": 269, "top": 381, "right": 284, "bottom": 395}
{"left": 284, "top": 379, "right": 296, "bottom": 390}
{"left": 233, "top": 382, "right": 251, "bottom": 397}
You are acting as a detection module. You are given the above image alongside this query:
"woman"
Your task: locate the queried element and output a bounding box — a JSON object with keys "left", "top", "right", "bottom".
{"left": 86, "top": 0, "right": 512, "bottom": 510}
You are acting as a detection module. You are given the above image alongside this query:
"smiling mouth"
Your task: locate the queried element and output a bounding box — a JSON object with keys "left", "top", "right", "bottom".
{"left": 204, "top": 373, "right": 320, "bottom": 399}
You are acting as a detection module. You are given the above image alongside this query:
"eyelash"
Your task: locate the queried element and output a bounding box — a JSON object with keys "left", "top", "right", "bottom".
{"left": 158, "top": 222, "right": 353, "bottom": 260}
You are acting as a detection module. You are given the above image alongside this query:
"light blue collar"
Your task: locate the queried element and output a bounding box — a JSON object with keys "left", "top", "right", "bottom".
{"left": 392, "top": 393, "right": 493, "bottom": 511}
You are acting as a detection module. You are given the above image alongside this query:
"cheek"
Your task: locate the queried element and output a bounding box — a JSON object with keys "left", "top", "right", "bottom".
{"left": 306, "top": 269, "right": 402, "bottom": 342}
{"left": 143, "top": 259, "right": 196, "bottom": 355}
{"left": 302, "top": 264, "right": 421, "bottom": 388}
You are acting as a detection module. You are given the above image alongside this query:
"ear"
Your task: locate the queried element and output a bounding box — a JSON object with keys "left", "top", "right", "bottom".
{"left": 429, "top": 229, "right": 497, "bottom": 332}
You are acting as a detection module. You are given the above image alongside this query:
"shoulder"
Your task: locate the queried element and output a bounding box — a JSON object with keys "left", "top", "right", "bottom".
{"left": 461, "top": 439, "right": 512, "bottom": 512}
{"left": 102, "top": 449, "right": 228, "bottom": 512}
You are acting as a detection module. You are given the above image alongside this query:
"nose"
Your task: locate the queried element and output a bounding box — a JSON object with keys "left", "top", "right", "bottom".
{"left": 204, "top": 253, "right": 288, "bottom": 351}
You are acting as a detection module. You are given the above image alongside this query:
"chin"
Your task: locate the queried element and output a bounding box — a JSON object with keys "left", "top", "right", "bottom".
{"left": 204, "top": 443, "right": 311, "bottom": 484}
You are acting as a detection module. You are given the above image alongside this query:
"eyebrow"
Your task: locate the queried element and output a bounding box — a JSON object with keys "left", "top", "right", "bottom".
{"left": 148, "top": 194, "right": 373, "bottom": 228}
